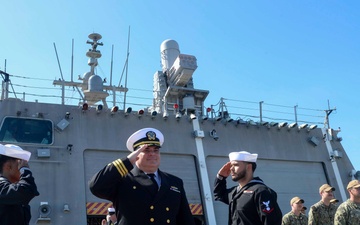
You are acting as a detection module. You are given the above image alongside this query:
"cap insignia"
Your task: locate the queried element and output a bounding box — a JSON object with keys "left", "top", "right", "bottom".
{"left": 146, "top": 131, "right": 156, "bottom": 140}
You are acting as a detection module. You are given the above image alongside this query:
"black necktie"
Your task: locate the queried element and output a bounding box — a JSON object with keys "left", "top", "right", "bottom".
{"left": 148, "top": 173, "right": 159, "bottom": 191}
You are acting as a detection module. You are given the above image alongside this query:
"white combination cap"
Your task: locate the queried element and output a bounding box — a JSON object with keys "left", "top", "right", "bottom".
{"left": 0, "top": 144, "right": 31, "bottom": 161}
{"left": 126, "top": 128, "right": 164, "bottom": 152}
{"left": 229, "top": 151, "right": 258, "bottom": 162}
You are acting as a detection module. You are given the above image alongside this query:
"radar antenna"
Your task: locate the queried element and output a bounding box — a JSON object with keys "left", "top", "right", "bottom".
{"left": 53, "top": 33, "right": 128, "bottom": 107}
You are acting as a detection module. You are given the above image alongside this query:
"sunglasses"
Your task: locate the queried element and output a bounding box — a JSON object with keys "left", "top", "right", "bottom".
{"left": 109, "top": 212, "right": 115, "bottom": 215}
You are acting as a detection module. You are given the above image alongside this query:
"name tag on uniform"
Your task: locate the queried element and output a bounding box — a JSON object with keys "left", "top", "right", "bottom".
{"left": 170, "top": 186, "right": 180, "bottom": 193}
{"left": 244, "top": 190, "right": 254, "bottom": 194}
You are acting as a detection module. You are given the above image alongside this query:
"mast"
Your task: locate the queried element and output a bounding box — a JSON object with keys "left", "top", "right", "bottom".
{"left": 0, "top": 60, "right": 10, "bottom": 100}
{"left": 123, "top": 26, "right": 130, "bottom": 111}
{"left": 324, "top": 100, "right": 336, "bottom": 129}
{"left": 53, "top": 33, "right": 128, "bottom": 107}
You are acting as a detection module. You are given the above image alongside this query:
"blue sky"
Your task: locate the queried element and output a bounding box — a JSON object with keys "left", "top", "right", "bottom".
{"left": 1, "top": 1, "right": 359, "bottom": 170}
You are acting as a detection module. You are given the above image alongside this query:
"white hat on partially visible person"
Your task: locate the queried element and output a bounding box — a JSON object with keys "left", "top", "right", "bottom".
{"left": 108, "top": 207, "right": 115, "bottom": 214}
{"left": 0, "top": 144, "right": 31, "bottom": 161}
{"left": 229, "top": 151, "right": 258, "bottom": 162}
{"left": 126, "top": 128, "right": 164, "bottom": 152}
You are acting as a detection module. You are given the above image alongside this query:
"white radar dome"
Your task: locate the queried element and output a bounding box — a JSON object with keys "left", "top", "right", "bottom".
{"left": 88, "top": 75, "right": 103, "bottom": 92}
{"left": 160, "top": 39, "right": 180, "bottom": 72}
{"left": 82, "top": 72, "right": 92, "bottom": 80}
{"left": 81, "top": 72, "right": 92, "bottom": 91}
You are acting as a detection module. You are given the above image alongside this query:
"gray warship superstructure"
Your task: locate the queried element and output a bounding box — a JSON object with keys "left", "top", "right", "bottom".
{"left": 0, "top": 33, "right": 358, "bottom": 225}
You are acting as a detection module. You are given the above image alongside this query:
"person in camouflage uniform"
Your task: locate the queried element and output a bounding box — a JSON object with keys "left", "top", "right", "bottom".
{"left": 282, "top": 197, "right": 308, "bottom": 225}
{"left": 334, "top": 180, "right": 360, "bottom": 225}
{"left": 308, "top": 184, "right": 337, "bottom": 225}
{"left": 330, "top": 198, "right": 339, "bottom": 207}
{"left": 301, "top": 206, "right": 307, "bottom": 216}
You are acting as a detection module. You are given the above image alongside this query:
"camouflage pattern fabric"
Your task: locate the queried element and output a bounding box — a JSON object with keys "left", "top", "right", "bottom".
{"left": 334, "top": 199, "right": 360, "bottom": 225}
{"left": 282, "top": 211, "right": 308, "bottom": 225}
{"left": 308, "top": 201, "right": 337, "bottom": 225}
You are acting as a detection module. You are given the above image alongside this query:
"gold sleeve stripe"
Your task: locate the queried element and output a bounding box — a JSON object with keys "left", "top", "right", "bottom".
{"left": 118, "top": 160, "right": 128, "bottom": 175}
{"left": 112, "top": 159, "right": 128, "bottom": 176}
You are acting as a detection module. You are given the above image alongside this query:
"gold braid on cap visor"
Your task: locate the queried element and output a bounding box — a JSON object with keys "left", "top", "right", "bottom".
{"left": 133, "top": 140, "right": 160, "bottom": 149}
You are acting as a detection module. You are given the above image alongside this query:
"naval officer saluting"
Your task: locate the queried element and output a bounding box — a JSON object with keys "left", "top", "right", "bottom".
{"left": 89, "top": 127, "right": 195, "bottom": 225}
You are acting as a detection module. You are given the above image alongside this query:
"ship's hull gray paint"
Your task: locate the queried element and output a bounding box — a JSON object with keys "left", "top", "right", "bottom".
{"left": 0, "top": 99, "right": 354, "bottom": 225}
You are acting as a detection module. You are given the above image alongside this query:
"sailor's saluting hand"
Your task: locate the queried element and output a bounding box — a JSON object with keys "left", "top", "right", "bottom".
{"left": 127, "top": 144, "right": 148, "bottom": 164}
{"left": 218, "top": 162, "right": 231, "bottom": 178}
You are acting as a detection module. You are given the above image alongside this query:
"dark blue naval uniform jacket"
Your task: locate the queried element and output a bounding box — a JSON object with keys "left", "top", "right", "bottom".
{"left": 0, "top": 169, "right": 39, "bottom": 225}
{"left": 89, "top": 157, "right": 195, "bottom": 225}
{"left": 214, "top": 176, "right": 282, "bottom": 225}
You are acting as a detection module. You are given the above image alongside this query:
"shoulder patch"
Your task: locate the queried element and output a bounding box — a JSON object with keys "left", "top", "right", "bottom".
{"left": 262, "top": 200, "right": 274, "bottom": 214}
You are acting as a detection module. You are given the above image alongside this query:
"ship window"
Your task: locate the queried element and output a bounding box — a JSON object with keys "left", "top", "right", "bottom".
{"left": 0, "top": 117, "right": 53, "bottom": 145}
